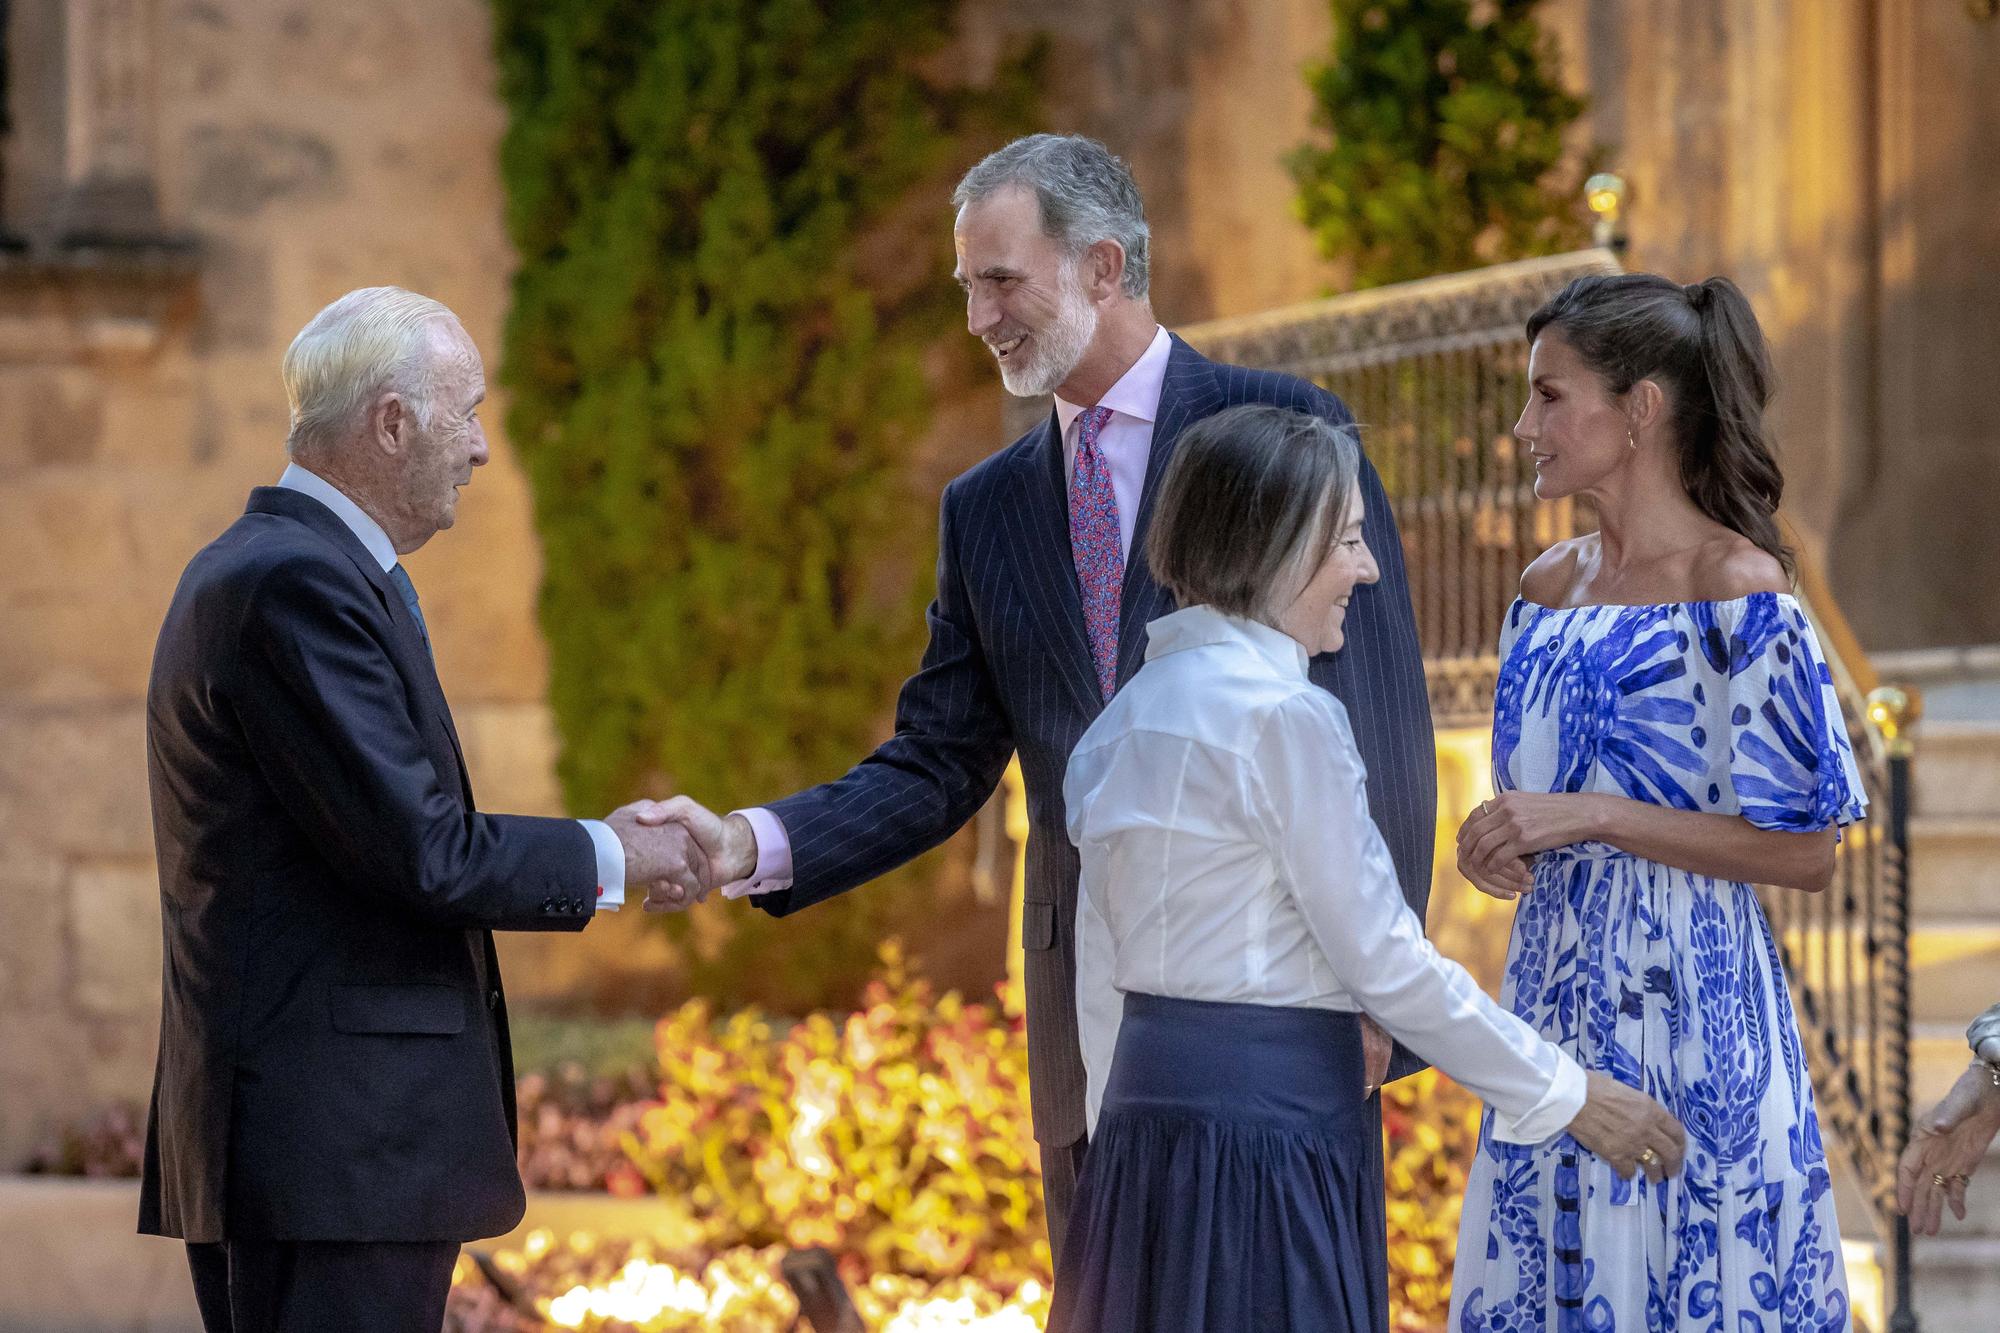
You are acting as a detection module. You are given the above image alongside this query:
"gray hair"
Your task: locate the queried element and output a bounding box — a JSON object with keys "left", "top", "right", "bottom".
{"left": 282, "top": 286, "right": 463, "bottom": 459}
{"left": 953, "top": 134, "right": 1151, "bottom": 299}
{"left": 1146, "top": 405, "right": 1362, "bottom": 623}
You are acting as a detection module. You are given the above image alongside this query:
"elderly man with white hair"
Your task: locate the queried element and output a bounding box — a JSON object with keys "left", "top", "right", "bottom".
{"left": 138, "top": 287, "right": 706, "bottom": 1332}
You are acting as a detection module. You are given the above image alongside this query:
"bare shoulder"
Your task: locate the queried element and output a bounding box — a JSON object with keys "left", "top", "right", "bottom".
{"left": 1519, "top": 536, "right": 1591, "bottom": 607}
{"left": 1692, "top": 535, "right": 1790, "bottom": 600}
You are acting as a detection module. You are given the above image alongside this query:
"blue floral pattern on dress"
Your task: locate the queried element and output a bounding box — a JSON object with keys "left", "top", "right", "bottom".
{"left": 1450, "top": 593, "right": 1865, "bottom": 1332}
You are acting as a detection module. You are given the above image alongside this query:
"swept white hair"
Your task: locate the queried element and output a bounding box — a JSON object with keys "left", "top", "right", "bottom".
{"left": 282, "top": 286, "right": 463, "bottom": 459}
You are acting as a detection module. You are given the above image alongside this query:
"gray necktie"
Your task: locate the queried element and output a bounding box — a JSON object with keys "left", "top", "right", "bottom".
{"left": 386, "top": 564, "right": 430, "bottom": 653}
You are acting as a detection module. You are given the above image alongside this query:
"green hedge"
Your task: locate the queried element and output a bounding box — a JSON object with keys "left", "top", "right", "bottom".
{"left": 491, "top": 0, "right": 1035, "bottom": 1009}
{"left": 1291, "top": 0, "right": 1594, "bottom": 289}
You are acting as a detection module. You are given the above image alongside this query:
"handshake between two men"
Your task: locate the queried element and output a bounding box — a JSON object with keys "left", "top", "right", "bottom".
{"left": 604, "top": 797, "right": 756, "bottom": 912}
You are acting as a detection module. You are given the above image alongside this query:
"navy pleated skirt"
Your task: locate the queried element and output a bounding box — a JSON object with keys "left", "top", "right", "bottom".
{"left": 1048, "top": 993, "right": 1388, "bottom": 1333}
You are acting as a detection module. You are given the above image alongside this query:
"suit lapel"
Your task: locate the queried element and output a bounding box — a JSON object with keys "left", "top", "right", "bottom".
{"left": 1115, "top": 338, "right": 1222, "bottom": 688}
{"left": 1006, "top": 412, "right": 1104, "bottom": 719}
{"left": 246, "top": 488, "right": 472, "bottom": 796}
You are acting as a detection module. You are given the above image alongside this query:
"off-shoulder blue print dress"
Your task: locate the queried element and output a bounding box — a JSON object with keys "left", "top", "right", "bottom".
{"left": 1449, "top": 592, "right": 1866, "bottom": 1333}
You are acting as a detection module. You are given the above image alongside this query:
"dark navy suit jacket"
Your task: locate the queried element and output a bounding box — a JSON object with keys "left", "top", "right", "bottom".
{"left": 140, "top": 487, "right": 597, "bottom": 1244}
{"left": 759, "top": 335, "right": 1437, "bottom": 1149}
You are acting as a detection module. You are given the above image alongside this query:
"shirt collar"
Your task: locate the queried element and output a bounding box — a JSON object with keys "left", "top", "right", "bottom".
{"left": 277, "top": 463, "right": 398, "bottom": 572}
{"left": 1054, "top": 324, "right": 1172, "bottom": 439}
{"left": 1144, "top": 604, "right": 1311, "bottom": 679}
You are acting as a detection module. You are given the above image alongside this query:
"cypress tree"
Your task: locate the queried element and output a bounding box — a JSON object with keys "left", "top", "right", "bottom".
{"left": 1291, "top": 0, "right": 1593, "bottom": 289}
{"left": 492, "top": 0, "right": 1035, "bottom": 1007}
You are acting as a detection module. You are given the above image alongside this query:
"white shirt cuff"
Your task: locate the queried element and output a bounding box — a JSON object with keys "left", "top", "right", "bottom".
{"left": 719, "top": 806, "right": 793, "bottom": 899}
{"left": 579, "top": 819, "right": 625, "bottom": 911}
{"left": 1490, "top": 1048, "right": 1588, "bottom": 1144}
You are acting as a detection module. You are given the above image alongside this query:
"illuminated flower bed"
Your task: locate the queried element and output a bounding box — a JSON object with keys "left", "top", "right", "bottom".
{"left": 448, "top": 1231, "right": 1048, "bottom": 1332}
{"left": 445, "top": 944, "right": 1483, "bottom": 1331}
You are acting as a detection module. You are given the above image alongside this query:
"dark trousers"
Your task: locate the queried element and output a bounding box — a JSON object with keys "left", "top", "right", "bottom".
{"left": 186, "top": 1238, "right": 459, "bottom": 1333}
{"left": 1040, "top": 1135, "right": 1090, "bottom": 1267}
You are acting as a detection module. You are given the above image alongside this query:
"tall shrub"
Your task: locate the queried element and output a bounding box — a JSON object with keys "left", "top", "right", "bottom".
{"left": 492, "top": 0, "right": 1034, "bottom": 1007}
{"left": 1291, "top": 0, "right": 1593, "bottom": 289}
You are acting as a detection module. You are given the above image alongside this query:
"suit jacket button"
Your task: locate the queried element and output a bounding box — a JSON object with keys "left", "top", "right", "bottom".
{"left": 540, "top": 897, "right": 553, "bottom": 912}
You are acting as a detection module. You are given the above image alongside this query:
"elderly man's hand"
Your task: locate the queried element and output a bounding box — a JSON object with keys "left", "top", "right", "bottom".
{"left": 605, "top": 802, "right": 710, "bottom": 912}
{"left": 1898, "top": 1062, "right": 2000, "bottom": 1236}
{"left": 634, "top": 796, "right": 759, "bottom": 891}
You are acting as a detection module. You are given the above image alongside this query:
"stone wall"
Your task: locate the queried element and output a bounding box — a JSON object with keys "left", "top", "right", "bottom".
{"left": 0, "top": 0, "right": 584, "bottom": 1166}
{"left": 1542, "top": 0, "right": 2000, "bottom": 650}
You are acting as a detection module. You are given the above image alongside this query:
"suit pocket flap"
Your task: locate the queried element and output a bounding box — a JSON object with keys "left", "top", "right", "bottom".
{"left": 1020, "top": 899, "right": 1055, "bottom": 951}
{"left": 330, "top": 983, "right": 465, "bottom": 1035}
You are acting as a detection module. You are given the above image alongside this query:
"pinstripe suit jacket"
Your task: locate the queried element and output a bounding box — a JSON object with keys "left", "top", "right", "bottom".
{"left": 759, "top": 335, "right": 1436, "bottom": 1149}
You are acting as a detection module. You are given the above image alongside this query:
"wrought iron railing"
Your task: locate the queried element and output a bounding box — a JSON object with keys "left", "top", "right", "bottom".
{"left": 1183, "top": 250, "right": 1917, "bottom": 1329}
{"left": 1183, "top": 250, "right": 1618, "bottom": 726}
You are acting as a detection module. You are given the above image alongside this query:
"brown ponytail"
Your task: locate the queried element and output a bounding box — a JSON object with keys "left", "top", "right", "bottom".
{"left": 1526, "top": 273, "right": 1792, "bottom": 577}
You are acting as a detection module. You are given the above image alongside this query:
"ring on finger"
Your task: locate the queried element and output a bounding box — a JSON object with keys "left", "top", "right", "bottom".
{"left": 1637, "top": 1147, "right": 1660, "bottom": 1168}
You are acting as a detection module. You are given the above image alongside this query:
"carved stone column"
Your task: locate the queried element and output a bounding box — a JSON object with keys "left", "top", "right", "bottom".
{"left": 52, "top": 0, "right": 164, "bottom": 245}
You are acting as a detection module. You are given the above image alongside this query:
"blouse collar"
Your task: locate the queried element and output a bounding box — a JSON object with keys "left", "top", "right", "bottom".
{"left": 1144, "top": 604, "right": 1311, "bottom": 680}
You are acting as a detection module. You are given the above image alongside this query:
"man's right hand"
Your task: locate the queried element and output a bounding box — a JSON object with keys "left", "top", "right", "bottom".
{"left": 1565, "top": 1071, "right": 1687, "bottom": 1183}
{"left": 635, "top": 797, "right": 758, "bottom": 895}
{"left": 605, "top": 802, "right": 710, "bottom": 911}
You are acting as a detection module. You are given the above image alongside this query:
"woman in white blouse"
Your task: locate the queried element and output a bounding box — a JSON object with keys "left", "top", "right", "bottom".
{"left": 1047, "top": 405, "right": 1687, "bottom": 1333}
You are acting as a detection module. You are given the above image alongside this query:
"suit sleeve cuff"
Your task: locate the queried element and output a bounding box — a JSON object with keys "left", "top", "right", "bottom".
{"left": 579, "top": 819, "right": 625, "bottom": 910}
{"left": 719, "top": 806, "right": 793, "bottom": 898}
{"left": 1491, "top": 1048, "right": 1588, "bottom": 1145}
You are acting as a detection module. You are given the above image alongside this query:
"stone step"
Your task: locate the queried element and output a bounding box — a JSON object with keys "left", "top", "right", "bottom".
{"left": 1911, "top": 1235, "right": 2000, "bottom": 1327}
{"left": 1909, "top": 919, "right": 2000, "bottom": 1026}
{"left": 1874, "top": 644, "right": 2000, "bottom": 725}
{"left": 1913, "top": 723, "right": 2000, "bottom": 819}
{"left": 1909, "top": 814, "right": 2000, "bottom": 917}
{"left": 1772, "top": 919, "right": 1998, "bottom": 1026}
{"left": 1914, "top": 1022, "right": 1987, "bottom": 1107}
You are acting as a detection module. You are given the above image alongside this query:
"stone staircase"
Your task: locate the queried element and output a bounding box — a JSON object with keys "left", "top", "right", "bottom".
{"left": 1894, "top": 652, "right": 2000, "bottom": 1326}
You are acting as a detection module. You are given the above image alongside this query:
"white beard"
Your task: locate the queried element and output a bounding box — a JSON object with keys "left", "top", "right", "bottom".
{"left": 994, "top": 262, "right": 1099, "bottom": 398}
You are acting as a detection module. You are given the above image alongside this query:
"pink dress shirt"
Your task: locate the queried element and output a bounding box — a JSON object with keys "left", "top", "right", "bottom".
{"left": 725, "top": 327, "right": 1174, "bottom": 898}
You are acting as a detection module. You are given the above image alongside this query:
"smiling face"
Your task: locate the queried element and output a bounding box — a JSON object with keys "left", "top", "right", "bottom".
{"left": 953, "top": 184, "right": 1100, "bottom": 398}
{"left": 1515, "top": 329, "right": 1639, "bottom": 501}
{"left": 1275, "top": 481, "right": 1376, "bottom": 655}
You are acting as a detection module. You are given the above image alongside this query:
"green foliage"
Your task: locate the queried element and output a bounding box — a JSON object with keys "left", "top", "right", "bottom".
{"left": 508, "top": 1012, "right": 659, "bottom": 1078}
{"left": 1290, "top": 0, "right": 1593, "bottom": 289}
{"left": 490, "top": 0, "right": 1035, "bottom": 1009}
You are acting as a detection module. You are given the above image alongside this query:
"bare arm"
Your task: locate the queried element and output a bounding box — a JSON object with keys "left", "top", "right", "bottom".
{"left": 1459, "top": 791, "right": 1837, "bottom": 894}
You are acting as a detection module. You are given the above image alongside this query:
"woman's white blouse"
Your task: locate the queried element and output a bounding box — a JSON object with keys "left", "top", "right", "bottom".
{"left": 1066, "top": 605, "right": 1586, "bottom": 1139}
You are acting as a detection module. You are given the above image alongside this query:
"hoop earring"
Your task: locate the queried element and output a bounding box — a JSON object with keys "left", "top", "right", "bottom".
{"left": 1627, "top": 429, "right": 1638, "bottom": 452}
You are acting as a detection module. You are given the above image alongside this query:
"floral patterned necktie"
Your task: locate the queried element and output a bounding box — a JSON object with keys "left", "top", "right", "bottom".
{"left": 1068, "top": 405, "right": 1122, "bottom": 702}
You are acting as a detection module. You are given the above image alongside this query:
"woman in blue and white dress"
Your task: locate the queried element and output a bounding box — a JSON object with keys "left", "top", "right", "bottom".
{"left": 1450, "top": 274, "right": 1866, "bottom": 1331}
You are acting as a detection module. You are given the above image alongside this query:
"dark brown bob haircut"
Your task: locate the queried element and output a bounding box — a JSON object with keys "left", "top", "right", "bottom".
{"left": 1145, "top": 403, "right": 1362, "bottom": 622}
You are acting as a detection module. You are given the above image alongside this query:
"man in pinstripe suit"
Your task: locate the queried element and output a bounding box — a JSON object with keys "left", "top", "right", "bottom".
{"left": 653, "top": 135, "right": 1437, "bottom": 1257}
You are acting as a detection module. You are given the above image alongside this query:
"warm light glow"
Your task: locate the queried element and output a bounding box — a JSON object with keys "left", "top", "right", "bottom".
{"left": 788, "top": 1065, "right": 841, "bottom": 1178}
{"left": 1584, "top": 171, "right": 1626, "bottom": 217}
{"left": 1843, "top": 1239, "right": 1884, "bottom": 1333}
{"left": 544, "top": 1258, "right": 710, "bottom": 1327}
{"left": 879, "top": 1294, "right": 1045, "bottom": 1332}
{"left": 529, "top": 1248, "right": 1048, "bottom": 1332}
